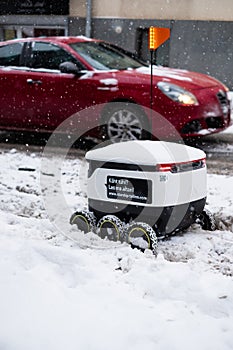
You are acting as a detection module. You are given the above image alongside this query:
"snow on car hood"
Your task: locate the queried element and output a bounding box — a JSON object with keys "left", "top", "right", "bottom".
{"left": 136, "top": 65, "right": 222, "bottom": 89}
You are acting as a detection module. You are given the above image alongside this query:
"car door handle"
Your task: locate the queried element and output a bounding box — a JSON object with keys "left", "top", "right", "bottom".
{"left": 27, "top": 79, "right": 42, "bottom": 85}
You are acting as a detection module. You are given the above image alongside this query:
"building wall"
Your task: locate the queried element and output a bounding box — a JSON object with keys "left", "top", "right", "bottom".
{"left": 70, "top": 0, "right": 233, "bottom": 21}
{"left": 170, "top": 21, "right": 233, "bottom": 89}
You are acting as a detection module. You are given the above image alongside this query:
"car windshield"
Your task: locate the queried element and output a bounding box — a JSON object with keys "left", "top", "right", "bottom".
{"left": 69, "top": 41, "right": 146, "bottom": 70}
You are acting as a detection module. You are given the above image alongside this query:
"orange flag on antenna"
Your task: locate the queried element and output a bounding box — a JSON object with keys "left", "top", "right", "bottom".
{"left": 149, "top": 27, "right": 170, "bottom": 50}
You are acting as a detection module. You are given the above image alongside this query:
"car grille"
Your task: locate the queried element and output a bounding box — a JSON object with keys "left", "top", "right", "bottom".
{"left": 217, "top": 90, "right": 229, "bottom": 115}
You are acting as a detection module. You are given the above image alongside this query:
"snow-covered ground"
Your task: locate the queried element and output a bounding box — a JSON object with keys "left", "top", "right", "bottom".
{"left": 0, "top": 145, "right": 233, "bottom": 350}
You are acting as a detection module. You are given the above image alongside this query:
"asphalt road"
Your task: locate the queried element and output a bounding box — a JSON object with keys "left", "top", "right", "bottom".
{"left": 192, "top": 133, "right": 233, "bottom": 175}
{"left": 0, "top": 131, "right": 232, "bottom": 175}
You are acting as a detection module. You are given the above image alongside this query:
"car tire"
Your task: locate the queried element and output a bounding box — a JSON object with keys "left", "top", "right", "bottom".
{"left": 70, "top": 210, "right": 96, "bottom": 233}
{"left": 102, "top": 102, "right": 150, "bottom": 143}
{"left": 126, "top": 222, "right": 158, "bottom": 255}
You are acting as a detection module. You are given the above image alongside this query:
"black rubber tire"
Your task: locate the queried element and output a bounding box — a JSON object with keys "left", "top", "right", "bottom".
{"left": 96, "top": 215, "right": 125, "bottom": 242}
{"left": 70, "top": 210, "right": 96, "bottom": 233}
{"left": 102, "top": 102, "right": 150, "bottom": 143}
{"left": 126, "top": 222, "right": 158, "bottom": 255}
{"left": 196, "top": 209, "right": 216, "bottom": 231}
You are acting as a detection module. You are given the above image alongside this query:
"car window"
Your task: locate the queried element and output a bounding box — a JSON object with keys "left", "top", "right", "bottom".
{"left": 30, "top": 42, "right": 83, "bottom": 70}
{"left": 0, "top": 43, "right": 24, "bottom": 66}
{"left": 69, "top": 41, "right": 145, "bottom": 70}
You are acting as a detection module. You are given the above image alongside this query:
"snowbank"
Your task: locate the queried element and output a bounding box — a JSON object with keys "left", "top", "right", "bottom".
{"left": 0, "top": 148, "right": 233, "bottom": 350}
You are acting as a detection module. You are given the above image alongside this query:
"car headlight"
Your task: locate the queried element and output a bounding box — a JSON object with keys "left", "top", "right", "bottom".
{"left": 157, "top": 82, "right": 198, "bottom": 105}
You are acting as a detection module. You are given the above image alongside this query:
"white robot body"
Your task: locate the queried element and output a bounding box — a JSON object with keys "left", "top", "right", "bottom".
{"left": 86, "top": 141, "right": 207, "bottom": 235}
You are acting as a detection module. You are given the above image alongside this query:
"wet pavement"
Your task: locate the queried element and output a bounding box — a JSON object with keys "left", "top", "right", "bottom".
{"left": 0, "top": 130, "right": 233, "bottom": 175}
{"left": 193, "top": 132, "right": 233, "bottom": 175}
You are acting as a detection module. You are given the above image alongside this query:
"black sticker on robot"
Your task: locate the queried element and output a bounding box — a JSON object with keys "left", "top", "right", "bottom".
{"left": 106, "top": 176, "right": 152, "bottom": 204}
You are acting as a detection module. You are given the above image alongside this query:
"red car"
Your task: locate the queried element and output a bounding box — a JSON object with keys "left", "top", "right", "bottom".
{"left": 0, "top": 36, "right": 231, "bottom": 142}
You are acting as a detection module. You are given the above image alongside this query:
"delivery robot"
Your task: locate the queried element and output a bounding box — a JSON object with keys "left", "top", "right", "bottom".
{"left": 70, "top": 140, "right": 215, "bottom": 255}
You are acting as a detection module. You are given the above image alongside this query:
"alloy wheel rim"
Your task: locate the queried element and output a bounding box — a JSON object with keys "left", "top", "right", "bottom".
{"left": 107, "top": 109, "right": 142, "bottom": 142}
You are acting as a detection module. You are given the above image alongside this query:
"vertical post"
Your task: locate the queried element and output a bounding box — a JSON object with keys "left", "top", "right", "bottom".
{"left": 85, "top": 0, "right": 92, "bottom": 38}
{"left": 150, "top": 49, "right": 154, "bottom": 111}
{"left": 148, "top": 26, "right": 170, "bottom": 113}
{"left": 149, "top": 27, "right": 156, "bottom": 113}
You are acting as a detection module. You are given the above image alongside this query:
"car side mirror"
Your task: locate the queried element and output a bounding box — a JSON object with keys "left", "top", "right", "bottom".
{"left": 59, "top": 61, "right": 81, "bottom": 75}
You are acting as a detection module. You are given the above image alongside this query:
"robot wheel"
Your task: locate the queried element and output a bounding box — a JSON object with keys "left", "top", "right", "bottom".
{"left": 196, "top": 209, "right": 216, "bottom": 231}
{"left": 126, "top": 222, "right": 158, "bottom": 256}
{"left": 70, "top": 209, "right": 96, "bottom": 233}
{"left": 96, "top": 215, "right": 125, "bottom": 242}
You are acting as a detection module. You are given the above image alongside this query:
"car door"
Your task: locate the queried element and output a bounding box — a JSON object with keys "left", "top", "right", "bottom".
{"left": 22, "top": 41, "right": 97, "bottom": 133}
{"left": 0, "top": 41, "right": 31, "bottom": 129}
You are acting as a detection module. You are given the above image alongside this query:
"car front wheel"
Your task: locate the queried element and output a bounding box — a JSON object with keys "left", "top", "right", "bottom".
{"left": 103, "top": 102, "right": 150, "bottom": 143}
